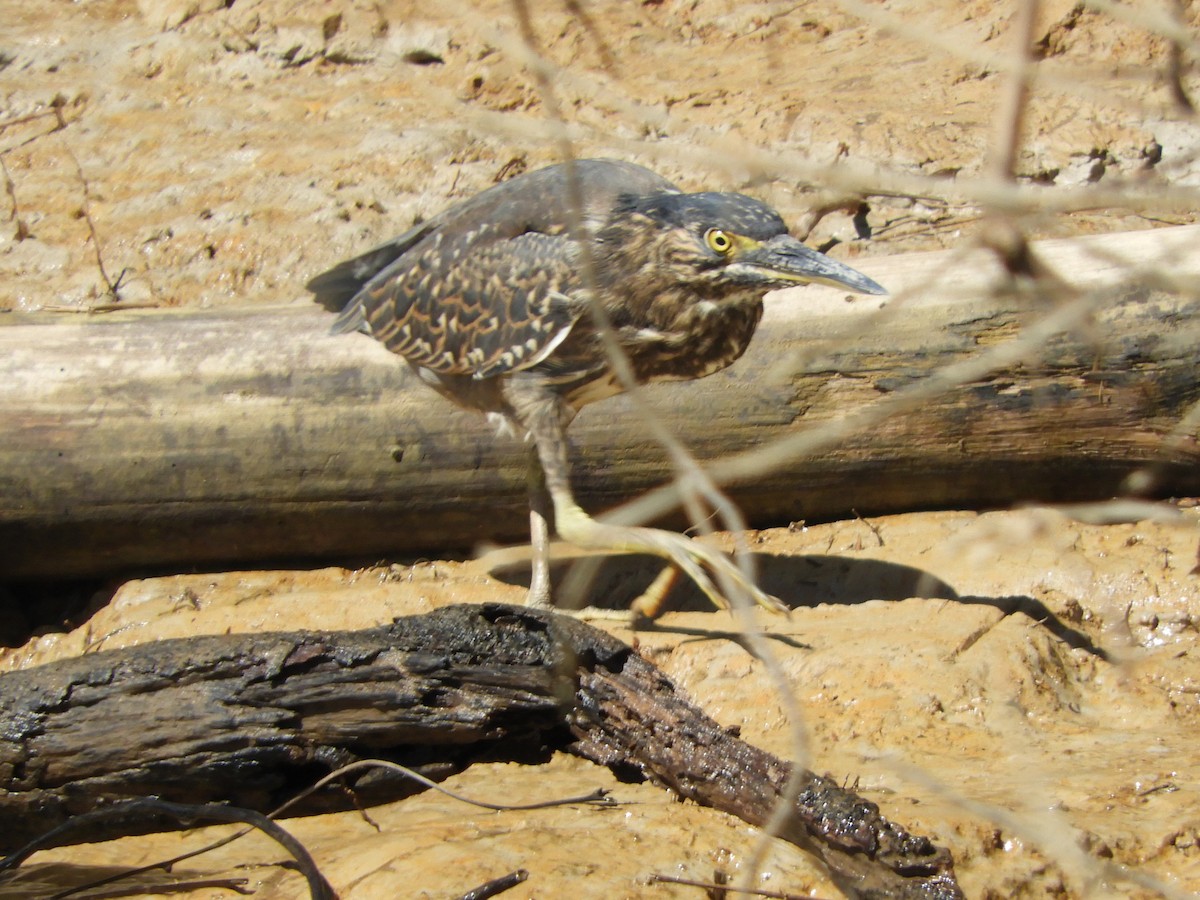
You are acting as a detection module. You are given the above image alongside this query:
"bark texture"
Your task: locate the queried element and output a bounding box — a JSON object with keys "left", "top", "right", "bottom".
{"left": 0, "top": 603, "right": 961, "bottom": 899}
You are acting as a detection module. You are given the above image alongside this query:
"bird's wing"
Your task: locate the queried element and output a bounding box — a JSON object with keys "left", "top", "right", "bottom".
{"left": 311, "top": 159, "right": 680, "bottom": 377}
{"left": 306, "top": 220, "right": 437, "bottom": 318}
{"left": 358, "top": 228, "right": 587, "bottom": 378}
{"left": 308, "top": 159, "right": 678, "bottom": 337}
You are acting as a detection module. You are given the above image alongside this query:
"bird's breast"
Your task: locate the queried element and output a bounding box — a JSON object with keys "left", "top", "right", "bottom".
{"left": 626, "top": 296, "right": 764, "bottom": 384}
{"left": 546, "top": 293, "right": 764, "bottom": 410}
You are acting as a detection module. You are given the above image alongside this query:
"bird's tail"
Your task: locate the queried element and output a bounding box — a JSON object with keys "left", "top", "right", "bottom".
{"left": 330, "top": 299, "right": 368, "bottom": 334}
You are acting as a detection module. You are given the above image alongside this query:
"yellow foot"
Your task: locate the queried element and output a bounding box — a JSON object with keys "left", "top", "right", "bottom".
{"left": 556, "top": 505, "right": 788, "bottom": 616}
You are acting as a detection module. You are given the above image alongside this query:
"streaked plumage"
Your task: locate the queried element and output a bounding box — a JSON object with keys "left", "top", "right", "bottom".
{"left": 310, "top": 159, "right": 885, "bottom": 615}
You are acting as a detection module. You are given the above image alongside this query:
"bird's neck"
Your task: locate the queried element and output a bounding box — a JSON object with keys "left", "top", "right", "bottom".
{"left": 621, "top": 288, "right": 765, "bottom": 384}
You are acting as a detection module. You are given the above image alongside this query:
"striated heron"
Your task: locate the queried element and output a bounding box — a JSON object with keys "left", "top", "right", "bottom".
{"left": 308, "top": 159, "right": 885, "bottom": 616}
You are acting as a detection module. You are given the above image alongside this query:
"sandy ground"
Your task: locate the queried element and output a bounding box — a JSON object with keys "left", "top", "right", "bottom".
{"left": 3, "top": 511, "right": 1200, "bottom": 898}
{"left": 3, "top": 0, "right": 1200, "bottom": 897}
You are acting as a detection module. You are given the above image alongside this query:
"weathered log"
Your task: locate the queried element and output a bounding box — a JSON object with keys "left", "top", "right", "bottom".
{"left": 0, "top": 603, "right": 963, "bottom": 899}
{"left": 1, "top": 226, "right": 1198, "bottom": 579}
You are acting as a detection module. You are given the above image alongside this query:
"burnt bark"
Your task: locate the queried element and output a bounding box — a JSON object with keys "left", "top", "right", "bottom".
{"left": 0, "top": 603, "right": 961, "bottom": 899}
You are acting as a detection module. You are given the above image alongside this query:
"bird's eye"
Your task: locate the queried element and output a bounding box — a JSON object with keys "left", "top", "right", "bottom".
{"left": 705, "top": 228, "right": 733, "bottom": 255}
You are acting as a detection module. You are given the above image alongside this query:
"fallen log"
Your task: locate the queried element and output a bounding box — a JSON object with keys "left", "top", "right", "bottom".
{"left": 0, "top": 603, "right": 963, "bottom": 899}
{"left": 1, "top": 226, "right": 1198, "bottom": 579}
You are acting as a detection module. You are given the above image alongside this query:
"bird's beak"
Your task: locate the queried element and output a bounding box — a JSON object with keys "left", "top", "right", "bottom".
{"left": 735, "top": 234, "right": 887, "bottom": 295}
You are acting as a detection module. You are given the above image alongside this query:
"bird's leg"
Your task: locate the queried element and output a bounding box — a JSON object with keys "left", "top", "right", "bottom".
{"left": 526, "top": 444, "right": 554, "bottom": 609}
{"left": 630, "top": 565, "right": 681, "bottom": 619}
{"left": 515, "top": 389, "right": 786, "bottom": 616}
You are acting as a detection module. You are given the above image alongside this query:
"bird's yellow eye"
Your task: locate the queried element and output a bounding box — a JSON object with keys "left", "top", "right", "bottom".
{"left": 705, "top": 228, "right": 733, "bottom": 255}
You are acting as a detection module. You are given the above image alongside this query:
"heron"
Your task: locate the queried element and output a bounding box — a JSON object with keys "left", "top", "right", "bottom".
{"left": 308, "top": 159, "right": 885, "bottom": 616}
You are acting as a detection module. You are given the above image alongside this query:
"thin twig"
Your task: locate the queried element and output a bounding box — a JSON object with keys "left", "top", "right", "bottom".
{"left": 38, "top": 302, "right": 161, "bottom": 313}
{"left": 64, "top": 144, "right": 128, "bottom": 300}
{"left": 15, "top": 757, "right": 613, "bottom": 900}
{"left": 0, "top": 108, "right": 69, "bottom": 132}
{"left": 453, "top": 868, "right": 529, "bottom": 900}
{"left": 0, "top": 104, "right": 70, "bottom": 155}
{"left": 852, "top": 509, "right": 885, "bottom": 547}
{"left": 271, "top": 758, "right": 615, "bottom": 817}
{"left": 986, "top": 0, "right": 1039, "bottom": 184}
{"left": 1165, "top": 0, "right": 1196, "bottom": 113}
{"left": 562, "top": 0, "right": 615, "bottom": 72}
{"left": 0, "top": 155, "right": 29, "bottom": 241}
{"left": 0, "top": 799, "right": 335, "bottom": 900}
{"left": 79, "top": 878, "right": 254, "bottom": 898}
{"left": 647, "top": 872, "right": 825, "bottom": 899}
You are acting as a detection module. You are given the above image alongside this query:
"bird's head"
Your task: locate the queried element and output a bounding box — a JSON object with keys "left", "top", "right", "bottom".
{"left": 599, "top": 190, "right": 886, "bottom": 298}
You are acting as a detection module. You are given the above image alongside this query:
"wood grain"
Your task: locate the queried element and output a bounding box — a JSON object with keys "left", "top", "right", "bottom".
{"left": 2, "top": 226, "right": 1197, "bottom": 579}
